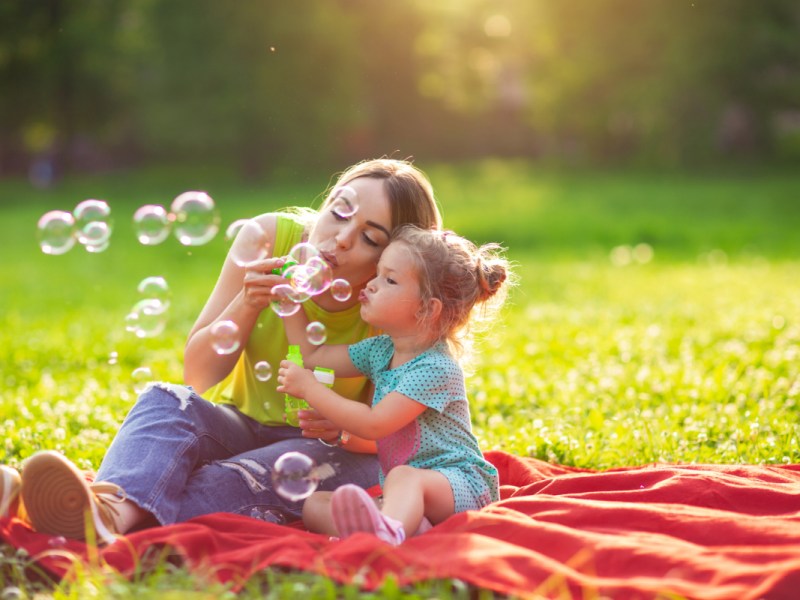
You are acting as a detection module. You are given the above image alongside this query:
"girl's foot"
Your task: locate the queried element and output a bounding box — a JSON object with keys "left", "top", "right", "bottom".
{"left": 330, "top": 484, "right": 406, "bottom": 545}
{"left": 0, "top": 465, "right": 21, "bottom": 519}
{"left": 21, "top": 451, "right": 126, "bottom": 545}
{"left": 414, "top": 515, "right": 433, "bottom": 535}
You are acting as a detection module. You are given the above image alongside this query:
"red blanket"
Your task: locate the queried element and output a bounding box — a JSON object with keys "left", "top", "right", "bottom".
{"left": 3, "top": 451, "right": 800, "bottom": 599}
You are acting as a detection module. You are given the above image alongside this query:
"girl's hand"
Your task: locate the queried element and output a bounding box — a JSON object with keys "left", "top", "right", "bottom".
{"left": 276, "top": 360, "right": 316, "bottom": 398}
{"left": 241, "top": 257, "right": 287, "bottom": 310}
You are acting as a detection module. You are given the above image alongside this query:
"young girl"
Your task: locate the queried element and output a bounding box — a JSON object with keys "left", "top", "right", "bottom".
{"left": 277, "top": 225, "right": 512, "bottom": 544}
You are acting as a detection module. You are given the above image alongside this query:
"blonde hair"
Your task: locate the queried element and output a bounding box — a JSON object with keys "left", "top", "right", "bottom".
{"left": 322, "top": 158, "right": 442, "bottom": 232}
{"left": 392, "top": 225, "right": 513, "bottom": 359}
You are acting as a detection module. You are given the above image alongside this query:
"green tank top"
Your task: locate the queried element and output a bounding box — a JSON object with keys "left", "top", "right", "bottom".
{"left": 205, "top": 213, "right": 377, "bottom": 425}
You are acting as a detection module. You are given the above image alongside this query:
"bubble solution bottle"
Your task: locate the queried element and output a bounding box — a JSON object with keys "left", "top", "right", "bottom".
{"left": 272, "top": 259, "right": 298, "bottom": 277}
{"left": 283, "top": 344, "right": 335, "bottom": 426}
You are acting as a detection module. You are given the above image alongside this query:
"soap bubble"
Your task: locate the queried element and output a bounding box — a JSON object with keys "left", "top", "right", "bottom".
{"left": 282, "top": 264, "right": 313, "bottom": 294}
{"left": 270, "top": 284, "right": 304, "bottom": 317}
{"left": 254, "top": 360, "right": 273, "bottom": 382}
{"left": 210, "top": 319, "right": 240, "bottom": 355}
{"left": 137, "top": 276, "right": 171, "bottom": 308}
{"left": 225, "top": 219, "right": 247, "bottom": 241}
{"left": 78, "top": 221, "right": 112, "bottom": 252}
{"left": 37, "top": 210, "right": 76, "bottom": 255}
{"left": 74, "top": 199, "right": 112, "bottom": 248}
{"left": 287, "top": 257, "right": 332, "bottom": 297}
{"left": 124, "top": 311, "right": 139, "bottom": 333}
{"left": 74, "top": 198, "right": 110, "bottom": 225}
{"left": 609, "top": 245, "right": 632, "bottom": 267}
{"left": 301, "top": 256, "right": 333, "bottom": 296}
{"left": 306, "top": 321, "right": 327, "bottom": 345}
{"left": 329, "top": 185, "right": 359, "bottom": 218}
{"left": 127, "top": 298, "right": 168, "bottom": 338}
{"left": 272, "top": 452, "right": 319, "bottom": 502}
{"left": 632, "top": 243, "right": 654, "bottom": 264}
{"left": 330, "top": 278, "right": 352, "bottom": 302}
{"left": 171, "top": 191, "right": 220, "bottom": 246}
{"left": 226, "top": 218, "right": 270, "bottom": 266}
{"left": 133, "top": 204, "right": 172, "bottom": 245}
{"left": 288, "top": 242, "right": 320, "bottom": 265}
{"left": 132, "top": 366, "right": 153, "bottom": 394}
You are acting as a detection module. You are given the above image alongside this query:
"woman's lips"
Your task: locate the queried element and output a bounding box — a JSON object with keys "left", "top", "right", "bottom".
{"left": 320, "top": 251, "right": 338, "bottom": 268}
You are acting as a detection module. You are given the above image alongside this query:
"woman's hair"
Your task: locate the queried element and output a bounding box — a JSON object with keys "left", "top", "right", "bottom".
{"left": 322, "top": 158, "right": 442, "bottom": 232}
{"left": 391, "top": 225, "right": 514, "bottom": 359}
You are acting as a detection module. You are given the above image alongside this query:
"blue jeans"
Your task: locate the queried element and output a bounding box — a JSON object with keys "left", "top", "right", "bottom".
{"left": 95, "top": 383, "right": 379, "bottom": 526}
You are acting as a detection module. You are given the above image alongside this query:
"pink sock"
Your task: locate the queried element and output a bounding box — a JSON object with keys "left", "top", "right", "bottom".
{"left": 379, "top": 513, "right": 406, "bottom": 545}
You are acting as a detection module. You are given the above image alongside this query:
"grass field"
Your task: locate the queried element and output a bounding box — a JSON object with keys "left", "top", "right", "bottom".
{"left": 1, "top": 161, "right": 799, "bottom": 597}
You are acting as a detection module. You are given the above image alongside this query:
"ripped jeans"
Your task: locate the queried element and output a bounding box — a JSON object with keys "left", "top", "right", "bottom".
{"left": 95, "top": 383, "right": 379, "bottom": 527}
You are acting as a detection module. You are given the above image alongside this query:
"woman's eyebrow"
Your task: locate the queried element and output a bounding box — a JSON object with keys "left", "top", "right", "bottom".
{"left": 366, "top": 220, "right": 391, "bottom": 238}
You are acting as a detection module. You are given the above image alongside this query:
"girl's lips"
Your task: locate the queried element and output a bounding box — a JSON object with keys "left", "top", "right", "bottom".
{"left": 358, "top": 290, "right": 368, "bottom": 303}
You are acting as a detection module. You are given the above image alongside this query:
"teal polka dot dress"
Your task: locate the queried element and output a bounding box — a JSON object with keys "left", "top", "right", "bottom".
{"left": 349, "top": 335, "right": 499, "bottom": 513}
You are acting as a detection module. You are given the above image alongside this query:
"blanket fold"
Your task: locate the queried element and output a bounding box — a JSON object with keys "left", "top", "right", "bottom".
{"left": 2, "top": 451, "right": 799, "bottom": 599}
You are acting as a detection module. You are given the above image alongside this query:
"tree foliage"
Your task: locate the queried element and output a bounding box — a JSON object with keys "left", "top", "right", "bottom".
{"left": 0, "top": 0, "right": 797, "bottom": 178}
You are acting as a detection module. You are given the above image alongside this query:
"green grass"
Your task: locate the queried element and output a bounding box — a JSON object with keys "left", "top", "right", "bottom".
{"left": 2, "top": 161, "right": 799, "bottom": 597}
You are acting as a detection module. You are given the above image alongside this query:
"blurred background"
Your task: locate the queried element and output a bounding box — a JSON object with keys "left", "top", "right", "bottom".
{"left": 1, "top": 0, "right": 800, "bottom": 479}
{"left": 1, "top": 0, "right": 799, "bottom": 187}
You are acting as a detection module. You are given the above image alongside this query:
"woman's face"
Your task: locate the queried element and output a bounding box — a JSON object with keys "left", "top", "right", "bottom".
{"left": 308, "top": 176, "right": 393, "bottom": 293}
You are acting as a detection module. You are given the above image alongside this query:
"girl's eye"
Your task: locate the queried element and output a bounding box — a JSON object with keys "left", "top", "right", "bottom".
{"left": 386, "top": 277, "right": 397, "bottom": 285}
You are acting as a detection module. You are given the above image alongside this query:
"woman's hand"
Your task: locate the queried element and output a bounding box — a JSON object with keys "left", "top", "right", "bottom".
{"left": 297, "top": 408, "right": 342, "bottom": 443}
{"left": 241, "top": 257, "right": 288, "bottom": 311}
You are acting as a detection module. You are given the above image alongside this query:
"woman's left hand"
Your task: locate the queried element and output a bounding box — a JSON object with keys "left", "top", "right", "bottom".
{"left": 297, "top": 408, "right": 341, "bottom": 443}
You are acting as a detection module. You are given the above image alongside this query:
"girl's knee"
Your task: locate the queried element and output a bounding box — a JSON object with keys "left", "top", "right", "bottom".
{"left": 302, "top": 491, "right": 334, "bottom": 535}
{"left": 384, "top": 464, "right": 418, "bottom": 484}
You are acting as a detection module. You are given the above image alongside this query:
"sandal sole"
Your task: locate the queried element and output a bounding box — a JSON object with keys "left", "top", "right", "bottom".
{"left": 21, "top": 451, "right": 92, "bottom": 541}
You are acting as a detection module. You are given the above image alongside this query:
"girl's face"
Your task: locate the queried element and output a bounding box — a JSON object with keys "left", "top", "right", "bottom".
{"left": 307, "top": 177, "right": 393, "bottom": 294}
{"left": 358, "top": 241, "right": 423, "bottom": 334}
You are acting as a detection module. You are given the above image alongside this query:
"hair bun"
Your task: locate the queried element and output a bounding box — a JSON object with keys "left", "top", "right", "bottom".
{"left": 476, "top": 254, "right": 507, "bottom": 301}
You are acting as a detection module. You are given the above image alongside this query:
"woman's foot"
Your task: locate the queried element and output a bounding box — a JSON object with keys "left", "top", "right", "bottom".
{"left": 20, "top": 451, "right": 126, "bottom": 545}
{"left": 0, "top": 465, "right": 21, "bottom": 519}
{"left": 330, "top": 484, "right": 406, "bottom": 545}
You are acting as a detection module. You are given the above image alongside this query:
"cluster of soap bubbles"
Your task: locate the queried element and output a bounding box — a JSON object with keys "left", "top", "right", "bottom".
{"left": 270, "top": 242, "right": 353, "bottom": 321}
{"left": 125, "top": 276, "right": 171, "bottom": 339}
{"left": 37, "top": 188, "right": 359, "bottom": 392}
{"left": 272, "top": 451, "right": 335, "bottom": 502}
{"left": 133, "top": 191, "right": 220, "bottom": 247}
{"left": 37, "top": 191, "right": 222, "bottom": 255}
{"left": 37, "top": 199, "right": 113, "bottom": 255}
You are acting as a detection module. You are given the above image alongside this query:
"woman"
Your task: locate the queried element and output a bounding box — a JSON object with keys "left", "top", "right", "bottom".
{"left": 15, "top": 158, "right": 442, "bottom": 544}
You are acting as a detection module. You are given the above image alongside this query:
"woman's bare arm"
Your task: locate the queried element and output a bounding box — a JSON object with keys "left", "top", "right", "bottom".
{"left": 184, "top": 214, "right": 284, "bottom": 392}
